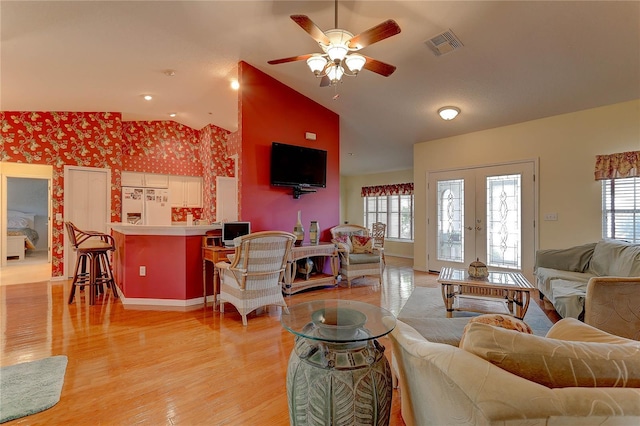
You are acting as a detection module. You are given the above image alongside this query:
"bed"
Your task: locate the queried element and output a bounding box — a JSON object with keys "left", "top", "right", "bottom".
{"left": 6, "top": 210, "right": 39, "bottom": 260}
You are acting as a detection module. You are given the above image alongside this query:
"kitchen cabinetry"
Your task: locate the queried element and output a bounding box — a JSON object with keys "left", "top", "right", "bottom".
{"left": 121, "top": 172, "right": 169, "bottom": 188}
{"left": 169, "top": 175, "right": 203, "bottom": 208}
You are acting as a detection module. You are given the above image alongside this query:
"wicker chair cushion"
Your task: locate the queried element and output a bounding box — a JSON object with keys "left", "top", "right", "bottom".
{"left": 349, "top": 253, "right": 381, "bottom": 265}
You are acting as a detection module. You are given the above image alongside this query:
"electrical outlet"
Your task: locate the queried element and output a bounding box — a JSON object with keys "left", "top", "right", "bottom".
{"left": 139, "top": 266, "right": 146, "bottom": 276}
{"left": 544, "top": 213, "right": 558, "bottom": 221}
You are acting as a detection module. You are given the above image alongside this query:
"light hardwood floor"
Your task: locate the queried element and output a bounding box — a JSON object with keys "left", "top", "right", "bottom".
{"left": 0, "top": 257, "right": 558, "bottom": 425}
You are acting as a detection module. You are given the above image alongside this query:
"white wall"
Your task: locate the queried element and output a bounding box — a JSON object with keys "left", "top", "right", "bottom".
{"left": 413, "top": 99, "right": 640, "bottom": 271}
{"left": 341, "top": 169, "right": 414, "bottom": 258}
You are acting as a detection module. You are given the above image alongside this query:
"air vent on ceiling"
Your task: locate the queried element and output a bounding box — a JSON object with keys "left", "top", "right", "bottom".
{"left": 425, "top": 29, "right": 463, "bottom": 56}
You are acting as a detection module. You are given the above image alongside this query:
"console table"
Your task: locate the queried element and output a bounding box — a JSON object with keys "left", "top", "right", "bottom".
{"left": 282, "top": 242, "right": 338, "bottom": 295}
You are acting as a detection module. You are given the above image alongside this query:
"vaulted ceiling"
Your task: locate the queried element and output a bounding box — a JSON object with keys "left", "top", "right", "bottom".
{"left": 2, "top": 1, "right": 639, "bottom": 175}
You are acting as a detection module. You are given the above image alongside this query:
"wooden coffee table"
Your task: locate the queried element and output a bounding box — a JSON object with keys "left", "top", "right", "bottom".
{"left": 437, "top": 267, "right": 534, "bottom": 319}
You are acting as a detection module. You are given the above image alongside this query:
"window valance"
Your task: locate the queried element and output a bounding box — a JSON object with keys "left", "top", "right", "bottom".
{"left": 594, "top": 151, "right": 639, "bottom": 180}
{"left": 361, "top": 182, "right": 414, "bottom": 197}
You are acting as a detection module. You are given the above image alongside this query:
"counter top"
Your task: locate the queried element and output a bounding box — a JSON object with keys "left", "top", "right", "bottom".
{"left": 109, "top": 223, "right": 221, "bottom": 236}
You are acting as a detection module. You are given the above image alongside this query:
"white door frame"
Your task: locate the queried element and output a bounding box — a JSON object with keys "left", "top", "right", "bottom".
{"left": 63, "top": 165, "right": 111, "bottom": 278}
{"left": 0, "top": 162, "right": 53, "bottom": 269}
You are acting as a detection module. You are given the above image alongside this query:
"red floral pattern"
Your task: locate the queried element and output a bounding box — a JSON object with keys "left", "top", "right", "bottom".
{"left": 361, "top": 182, "right": 414, "bottom": 197}
{"left": 1, "top": 111, "right": 234, "bottom": 277}
{"left": 595, "top": 151, "right": 639, "bottom": 180}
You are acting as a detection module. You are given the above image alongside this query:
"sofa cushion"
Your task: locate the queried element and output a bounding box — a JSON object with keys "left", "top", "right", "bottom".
{"left": 589, "top": 239, "right": 640, "bottom": 277}
{"left": 535, "top": 267, "right": 593, "bottom": 298}
{"left": 461, "top": 322, "right": 640, "bottom": 388}
{"left": 535, "top": 242, "right": 596, "bottom": 272}
{"left": 549, "top": 279, "right": 587, "bottom": 319}
{"left": 546, "top": 317, "right": 637, "bottom": 344}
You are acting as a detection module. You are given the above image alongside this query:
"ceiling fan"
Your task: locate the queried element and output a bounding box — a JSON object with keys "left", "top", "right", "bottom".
{"left": 267, "top": 0, "right": 401, "bottom": 88}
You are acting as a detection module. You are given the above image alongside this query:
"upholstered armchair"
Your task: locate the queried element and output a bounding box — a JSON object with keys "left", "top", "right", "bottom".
{"left": 216, "top": 231, "right": 296, "bottom": 326}
{"left": 584, "top": 276, "right": 640, "bottom": 340}
{"left": 330, "top": 224, "right": 383, "bottom": 286}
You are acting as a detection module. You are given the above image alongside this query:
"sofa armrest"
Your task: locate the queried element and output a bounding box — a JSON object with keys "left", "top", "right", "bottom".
{"left": 585, "top": 276, "right": 640, "bottom": 340}
{"left": 535, "top": 242, "right": 596, "bottom": 272}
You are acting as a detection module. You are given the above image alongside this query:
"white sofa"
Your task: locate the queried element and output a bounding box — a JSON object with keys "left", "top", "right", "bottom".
{"left": 387, "top": 317, "right": 640, "bottom": 426}
{"left": 535, "top": 239, "right": 640, "bottom": 319}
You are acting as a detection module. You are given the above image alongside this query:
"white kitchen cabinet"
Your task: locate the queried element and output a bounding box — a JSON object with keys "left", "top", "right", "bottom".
{"left": 121, "top": 172, "right": 169, "bottom": 188}
{"left": 169, "top": 175, "right": 202, "bottom": 208}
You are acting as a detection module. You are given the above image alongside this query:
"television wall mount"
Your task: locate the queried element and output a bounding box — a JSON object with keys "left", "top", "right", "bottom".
{"left": 293, "top": 186, "right": 317, "bottom": 199}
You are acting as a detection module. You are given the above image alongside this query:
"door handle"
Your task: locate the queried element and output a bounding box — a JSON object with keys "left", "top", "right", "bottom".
{"left": 465, "top": 226, "right": 473, "bottom": 231}
{"left": 475, "top": 226, "right": 482, "bottom": 231}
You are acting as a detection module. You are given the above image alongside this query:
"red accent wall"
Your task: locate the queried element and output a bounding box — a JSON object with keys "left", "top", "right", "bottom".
{"left": 237, "top": 62, "right": 340, "bottom": 240}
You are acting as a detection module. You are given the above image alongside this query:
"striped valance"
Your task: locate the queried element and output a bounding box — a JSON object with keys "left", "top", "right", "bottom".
{"left": 595, "top": 151, "right": 639, "bottom": 180}
{"left": 361, "top": 182, "right": 414, "bottom": 197}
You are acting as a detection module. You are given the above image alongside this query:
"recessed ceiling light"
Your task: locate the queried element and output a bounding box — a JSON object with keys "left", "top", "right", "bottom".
{"left": 169, "top": 113, "right": 176, "bottom": 118}
{"left": 231, "top": 80, "right": 240, "bottom": 90}
{"left": 438, "top": 106, "right": 460, "bottom": 120}
{"left": 143, "top": 95, "right": 153, "bottom": 101}
{"left": 164, "top": 69, "right": 176, "bottom": 77}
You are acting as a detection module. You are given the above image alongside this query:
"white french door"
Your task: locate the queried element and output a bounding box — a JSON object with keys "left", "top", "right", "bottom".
{"left": 427, "top": 161, "right": 536, "bottom": 281}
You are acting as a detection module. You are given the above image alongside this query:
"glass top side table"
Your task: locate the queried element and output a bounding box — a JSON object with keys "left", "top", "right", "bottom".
{"left": 281, "top": 300, "right": 396, "bottom": 426}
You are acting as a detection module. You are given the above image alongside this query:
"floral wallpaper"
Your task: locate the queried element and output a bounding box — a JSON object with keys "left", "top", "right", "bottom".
{"left": 1, "top": 111, "right": 234, "bottom": 277}
{"left": 1, "top": 111, "right": 122, "bottom": 276}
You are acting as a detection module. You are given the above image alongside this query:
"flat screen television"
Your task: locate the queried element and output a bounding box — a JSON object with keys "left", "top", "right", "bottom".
{"left": 270, "top": 142, "right": 327, "bottom": 188}
{"left": 222, "top": 221, "right": 251, "bottom": 247}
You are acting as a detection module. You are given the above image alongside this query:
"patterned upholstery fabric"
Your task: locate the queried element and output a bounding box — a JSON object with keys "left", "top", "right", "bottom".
{"left": 330, "top": 225, "right": 382, "bottom": 286}
{"left": 459, "top": 314, "right": 532, "bottom": 347}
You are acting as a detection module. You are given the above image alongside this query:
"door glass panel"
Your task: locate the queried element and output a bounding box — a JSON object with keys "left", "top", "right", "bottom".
{"left": 437, "top": 179, "right": 464, "bottom": 262}
{"left": 486, "top": 174, "right": 521, "bottom": 269}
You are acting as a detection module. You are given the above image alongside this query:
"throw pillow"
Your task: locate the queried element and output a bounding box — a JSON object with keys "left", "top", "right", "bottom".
{"left": 332, "top": 235, "right": 352, "bottom": 253}
{"left": 459, "top": 314, "right": 532, "bottom": 347}
{"left": 351, "top": 235, "right": 373, "bottom": 254}
{"left": 461, "top": 322, "right": 640, "bottom": 388}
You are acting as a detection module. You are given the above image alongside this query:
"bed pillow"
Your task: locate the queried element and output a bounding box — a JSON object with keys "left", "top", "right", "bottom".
{"left": 461, "top": 322, "right": 640, "bottom": 388}
{"left": 7, "top": 217, "right": 30, "bottom": 228}
{"left": 351, "top": 235, "right": 373, "bottom": 254}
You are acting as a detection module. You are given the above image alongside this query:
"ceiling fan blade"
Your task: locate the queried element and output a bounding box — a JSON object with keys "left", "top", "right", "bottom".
{"left": 291, "top": 15, "right": 330, "bottom": 45}
{"left": 348, "top": 19, "right": 401, "bottom": 50}
{"left": 319, "top": 75, "right": 331, "bottom": 87}
{"left": 362, "top": 56, "right": 397, "bottom": 77}
{"left": 268, "top": 54, "right": 314, "bottom": 65}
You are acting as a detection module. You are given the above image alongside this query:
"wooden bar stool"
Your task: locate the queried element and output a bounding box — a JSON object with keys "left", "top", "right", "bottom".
{"left": 65, "top": 222, "right": 118, "bottom": 305}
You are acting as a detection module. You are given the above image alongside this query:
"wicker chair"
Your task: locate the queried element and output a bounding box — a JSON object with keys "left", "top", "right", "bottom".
{"left": 330, "top": 224, "right": 383, "bottom": 286}
{"left": 371, "top": 222, "right": 386, "bottom": 268}
{"left": 584, "top": 276, "right": 640, "bottom": 340}
{"left": 216, "top": 231, "right": 296, "bottom": 326}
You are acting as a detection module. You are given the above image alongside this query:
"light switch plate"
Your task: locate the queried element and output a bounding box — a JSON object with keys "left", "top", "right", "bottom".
{"left": 544, "top": 213, "right": 558, "bottom": 221}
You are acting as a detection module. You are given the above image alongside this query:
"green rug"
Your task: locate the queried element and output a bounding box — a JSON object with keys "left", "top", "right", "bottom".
{"left": 0, "top": 355, "right": 68, "bottom": 423}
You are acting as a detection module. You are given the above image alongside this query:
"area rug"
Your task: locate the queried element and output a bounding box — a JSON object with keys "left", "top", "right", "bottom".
{"left": 398, "top": 287, "right": 553, "bottom": 346}
{"left": 0, "top": 355, "right": 68, "bottom": 423}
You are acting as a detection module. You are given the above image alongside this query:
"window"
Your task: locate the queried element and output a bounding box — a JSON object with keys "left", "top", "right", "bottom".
{"left": 364, "top": 194, "right": 414, "bottom": 240}
{"left": 602, "top": 177, "right": 640, "bottom": 243}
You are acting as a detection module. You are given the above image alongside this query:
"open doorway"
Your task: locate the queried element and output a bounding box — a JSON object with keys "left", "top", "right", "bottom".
{"left": 0, "top": 162, "right": 53, "bottom": 284}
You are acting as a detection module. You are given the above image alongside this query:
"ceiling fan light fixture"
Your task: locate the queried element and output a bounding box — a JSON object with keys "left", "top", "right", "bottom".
{"left": 327, "top": 64, "right": 344, "bottom": 83}
{"left": 438, "top": 106, "right": 460, "bottom": 120}
{"left": 327, "top": 44, "right": 348, "bottom": 62}
{"left": 307, "top": 55, "right": 327, "bottom": 75}
{"left": 345, "top": 54, "right": 366, "bottom": 73}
